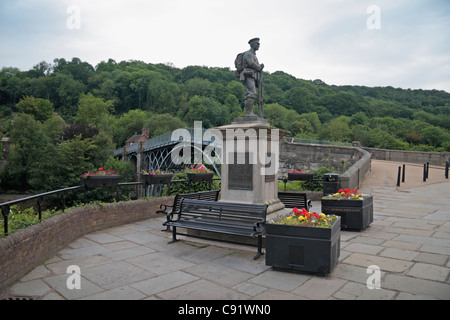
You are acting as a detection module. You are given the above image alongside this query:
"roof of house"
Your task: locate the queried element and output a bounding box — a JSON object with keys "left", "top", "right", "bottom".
{"left": 125, "top": 130, "right": 149, "bottom": 145}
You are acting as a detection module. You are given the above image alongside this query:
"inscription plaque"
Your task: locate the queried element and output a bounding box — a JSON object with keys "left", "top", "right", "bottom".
{"left": 228, "top": 152, "right": 253, "bottom": 190}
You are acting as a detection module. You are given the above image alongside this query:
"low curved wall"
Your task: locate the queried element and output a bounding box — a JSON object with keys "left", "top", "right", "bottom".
{"left": 280, "top": 141, "right": 372, "bottom": 190}
{"left": 0, "top": 196, "right": 173, "bottom": 295}
{"left": 339, "top": 147, "right": 372, "bottom": 189}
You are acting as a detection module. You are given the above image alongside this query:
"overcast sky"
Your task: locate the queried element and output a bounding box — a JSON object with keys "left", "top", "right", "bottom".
{"left": 1, "top": 0, "right": 449, "bottom": 92}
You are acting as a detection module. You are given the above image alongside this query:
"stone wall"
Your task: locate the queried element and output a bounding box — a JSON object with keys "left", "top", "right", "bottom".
{"left": 279, "top": 141, "right": 371, "bottom": 190}
{"left": 339, "top": 147, "right": 372, "bottom": 189}
{"left": 0, "top": 196, "right": 173, "bottom": 295}
{"left": 363, "top": 147, "right": 449, "bottom": 166}
{"left": 279, "top": 141, "right": 363, "bottom": 174}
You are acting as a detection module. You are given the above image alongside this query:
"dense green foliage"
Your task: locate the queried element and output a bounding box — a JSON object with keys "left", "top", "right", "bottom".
{"left": 1, "top": 57, "right": 449, "bottom": 194}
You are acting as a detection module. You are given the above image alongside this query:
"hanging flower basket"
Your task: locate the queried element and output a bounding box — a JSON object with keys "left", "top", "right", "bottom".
{"left": 81, "top": 168, "right": 120, "bottom": 189}
{"left": 140, "top": 170, "right": 173, "bottom": 185}
{"left": 266, "top": 208, "right": 340, "bottom": 275}
{"left": 185, "top": 164, "right": 214, "bottom": 182}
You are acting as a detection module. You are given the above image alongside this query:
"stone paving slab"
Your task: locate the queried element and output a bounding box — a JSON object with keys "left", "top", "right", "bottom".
{"left": 2, "top": 176, "right": 450, "bottom": 301}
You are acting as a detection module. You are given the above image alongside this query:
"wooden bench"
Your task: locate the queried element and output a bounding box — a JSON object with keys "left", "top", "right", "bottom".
{"left": 278, "top": 191, "right": 312, "bottom": 211}
{"left": 163, "top": 198, "right": 268, "bottom": 260}
{"left": 157, "top": 190, "right": 220, "bottom": 230}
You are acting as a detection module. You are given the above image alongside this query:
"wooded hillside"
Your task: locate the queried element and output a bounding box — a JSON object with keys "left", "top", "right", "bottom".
{"left": 1, "top": 57, "right": 449, "bottom": 192}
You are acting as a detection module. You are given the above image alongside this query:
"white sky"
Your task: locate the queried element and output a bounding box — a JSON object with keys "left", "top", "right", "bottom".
{"left": 1, "top": 0, "right": 449, "bottom": 92}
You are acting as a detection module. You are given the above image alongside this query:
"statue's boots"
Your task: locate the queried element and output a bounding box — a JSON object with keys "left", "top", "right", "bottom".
{"left": 245, "top": 98, "right": 257, "bottom": 117}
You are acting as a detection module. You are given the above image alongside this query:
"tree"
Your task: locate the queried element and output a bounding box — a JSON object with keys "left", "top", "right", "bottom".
{"left": 144, "top": 113, "right": 186, "bottom": 137}
{"left": 264, "top": 103, "right": 290, "bottom": 129}
{"left": 1, "top": 114, "right": 50, "bottom": 189}
{"left": 320, "top": 92, "right": 364, "bottom": 116}
{"left": 55, "top": 73, "right": 86, "bottom": 118}
{"left": 421, "top": 126, "right": 448, "bottom": 148}
{"left": 319, "top": 116, "right": 352, "bottom": 142}
{"left": 289, "top": 119, "right": 315, "bottom": 137}
{"left": 226, "top": 81, "right": 245, "bottom": 105}
{"left": 75, "top": 93, "right": 114, "bottom": 127}
{"left": 112, "top": 109, "right": 152, "bottom": 146}
{"left": 182, "top": 95, "right": 229, "bottom": 128}
{"left": 16, "top": 96, "right": 54, "bottom": 122}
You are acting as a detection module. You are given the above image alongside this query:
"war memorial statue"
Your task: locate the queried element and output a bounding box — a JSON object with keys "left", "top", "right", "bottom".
{"left": 235, "top": 38, "right": 265, "bottom": 119}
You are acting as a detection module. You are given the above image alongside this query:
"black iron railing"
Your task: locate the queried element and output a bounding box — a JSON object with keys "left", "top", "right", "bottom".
{"left": 0, "top": 178, "right": 222, "bottom": 236}
{"left": 0, "top": 182, "right": 144, "bottom": 236}
{"left": 1, "top": 175, "right": 332, "bottom": 236}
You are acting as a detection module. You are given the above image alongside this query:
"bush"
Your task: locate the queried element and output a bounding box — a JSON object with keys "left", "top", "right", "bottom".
{"left": 278, "top": 166, "right": 338, "bottom": 192}
{"left": 164, "top": 171, "right": 220, "bottom": 195}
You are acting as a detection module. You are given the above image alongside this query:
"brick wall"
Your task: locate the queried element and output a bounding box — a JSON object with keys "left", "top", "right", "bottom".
{"left": 0, "top": 196, "right": 173, "bottom": 295}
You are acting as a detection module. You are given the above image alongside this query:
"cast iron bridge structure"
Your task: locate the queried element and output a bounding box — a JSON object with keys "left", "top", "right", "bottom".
{"left": 113, "top": 128, "right": 222, "bottom": 177}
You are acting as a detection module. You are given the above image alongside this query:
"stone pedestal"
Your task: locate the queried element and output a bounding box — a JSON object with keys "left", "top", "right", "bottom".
{"left": 215, "top": 119, "right": 288, "bottom": 215}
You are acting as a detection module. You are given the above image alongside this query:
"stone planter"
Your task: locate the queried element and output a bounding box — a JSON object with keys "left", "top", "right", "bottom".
{"left": 81, "top": 175, "right": 120, "bottom": 189}
{"left": 187, "top": 173, "right": 214, "bottom": 183}
{"left": 265, "top": 216, "right": 341, "bottom": 275}
{"left": 142, "top": 174, "right": 173, "bottom": 185}
{"left": 321, "top": 196, "right": 373, "bottom": 231}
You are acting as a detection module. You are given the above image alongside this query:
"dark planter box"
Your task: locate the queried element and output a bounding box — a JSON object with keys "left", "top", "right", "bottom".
{"left": 81, "top": 175, "right": 120, "bottom": 189}
{"left": 142, "top": 174, "right": 173, "bottom": 185}
{"left": 288, "top": 173, "right": 313, "bottom": 181}
{"left": 187, "top": 173, "right": 214, "bottom": 182}
{"left": 321, "top": 196, "right": 373, "bottom": 231}
{"left": 265, "top": 216, "right": 341, "bottom": 275}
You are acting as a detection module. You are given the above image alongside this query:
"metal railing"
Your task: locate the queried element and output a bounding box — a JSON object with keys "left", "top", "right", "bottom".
{"left": 0, "top": 178, "right": 222, "bottom": 236}
{"left": 1, "top": 172, "right": 338, "bottom": 236}
{"left": 0, "top": 183, "right": 143, "bottom": 236}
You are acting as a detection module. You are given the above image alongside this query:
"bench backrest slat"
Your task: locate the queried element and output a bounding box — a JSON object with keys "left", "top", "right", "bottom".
{"left": 173, "top": 190, "right": 220, "bottom": 212}
{"left": 278, "top": 192, "right": 308, "bottom": 209}
{"left": 179, "top": 198, "right": 267, "bottom": 227}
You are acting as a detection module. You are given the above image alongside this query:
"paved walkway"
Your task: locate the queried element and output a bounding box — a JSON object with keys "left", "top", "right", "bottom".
{"left": 3, "top": 162, "right": 450, "bottom": 300}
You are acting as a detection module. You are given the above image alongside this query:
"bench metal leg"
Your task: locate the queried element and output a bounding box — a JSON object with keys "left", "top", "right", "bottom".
{"left": 167, "top": 226, "right": 178, "bottom": 244}
{"left": 253, "top": 236, "right": 264, "bottom": 260}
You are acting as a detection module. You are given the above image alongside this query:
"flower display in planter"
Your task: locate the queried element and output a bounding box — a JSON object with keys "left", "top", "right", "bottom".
{"left": 185, "top": 164, "right": 214, "bottom": 185}
{"left": 288, "top": 169, "right": 309, "bottom": 174}
{"left": 321, "top": 188, "right": 373, "bottom": 231}
{"left": 322, "top": 188, "right": 370, "bottom": 200}
{"left": 266, "top": 207, "right": 341, "bottom": 275}
{"left": 184, "top": 164, "right": 213, "bottom": 174}
{"left": 270, "top": 207, "right": 337, "bottom": 228}
{"left": 82, "top": 168, "right": 119, "bottom": 179}
{"left": 81, "top": 168, "right": 120, "bottom": 190}
{"left": 140, "top": 169, "right": 173, "bottom": 176}
{"left": 140, "top": 169, "right": 173, "bottom": 185}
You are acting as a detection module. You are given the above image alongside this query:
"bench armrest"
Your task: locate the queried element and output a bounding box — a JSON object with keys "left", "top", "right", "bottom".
{"left": 253, "top": 220, "right": 266, "bottom": 233}
{"left": 159, "top": 203, "right": 175, "bottom": 212}
{"left": 165, "top": 209, "right": 182, "bottom": 222}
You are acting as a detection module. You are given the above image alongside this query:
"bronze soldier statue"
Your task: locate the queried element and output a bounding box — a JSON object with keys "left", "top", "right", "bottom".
{"left": 238, "top": 38, "right": 264, "bottom": 117}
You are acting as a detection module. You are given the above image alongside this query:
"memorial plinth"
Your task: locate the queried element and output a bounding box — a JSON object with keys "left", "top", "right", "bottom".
{"left": 215, "top": 118, "right": 288, "bottom": 215}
